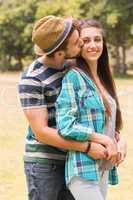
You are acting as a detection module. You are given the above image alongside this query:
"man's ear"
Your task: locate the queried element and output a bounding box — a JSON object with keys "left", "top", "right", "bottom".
{"left": 54, "top": 50, "right": 65, "bottom": 59}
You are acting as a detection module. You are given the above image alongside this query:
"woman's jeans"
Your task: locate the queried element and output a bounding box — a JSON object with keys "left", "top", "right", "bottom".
{"left": 68, "top": 171, "right": 109, "bottom": 200}
{"left": 24, "top": 162, "right": 74, "bottom": 200}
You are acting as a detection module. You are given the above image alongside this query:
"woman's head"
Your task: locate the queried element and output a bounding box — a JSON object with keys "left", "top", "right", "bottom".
{"left": 79, "top": 19, "right": 104, "bottom": 64}
{"left": 77, "top": 19, "right": 110, "bottom": 82}
{"left": 76, "top": 19, "right": 123, "bottom": 131}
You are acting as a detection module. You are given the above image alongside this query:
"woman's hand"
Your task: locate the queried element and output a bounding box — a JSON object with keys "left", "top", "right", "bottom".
{"left": 115, "top": 131, "right": 120, "bottom": 142}
{"left": 103, "top": 136, "right": 118, "bottom": 164}
{"left": 116, "top": 137, "right": 127, "bottom": 166}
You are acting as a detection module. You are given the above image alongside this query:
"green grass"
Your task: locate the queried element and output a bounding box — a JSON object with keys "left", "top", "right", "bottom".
{"left": 0, "top": 72, "right": 133, "bottom": 200}
{"left": 0, "top": 72, "right": 27, "bottom": 200}
{"left": 114, "top": 70, "right": 133, "bottom": 80}
{"left": 114, "top": 74, "right": 133, "bottom": 80}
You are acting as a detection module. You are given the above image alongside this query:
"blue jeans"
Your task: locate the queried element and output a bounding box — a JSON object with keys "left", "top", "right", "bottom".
{"left": 24, "top": 162, "right": 74, "bottom": 200}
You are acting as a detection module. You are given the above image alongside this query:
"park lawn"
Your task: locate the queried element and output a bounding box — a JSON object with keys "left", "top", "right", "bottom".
{"left": 0, "top": 72, "right": 27, "bottom": 200}
{"left": 0, "top": 72, "right": 133, "bottom": 200}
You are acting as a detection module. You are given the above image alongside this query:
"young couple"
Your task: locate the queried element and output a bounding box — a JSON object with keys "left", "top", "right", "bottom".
{"left": 19, "top": 15, "right": 126, "bottom": 200}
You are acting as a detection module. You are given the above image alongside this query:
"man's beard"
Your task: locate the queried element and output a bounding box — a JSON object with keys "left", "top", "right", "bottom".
{"left": 65, "top": 51, "right": 81, "bottom": 59}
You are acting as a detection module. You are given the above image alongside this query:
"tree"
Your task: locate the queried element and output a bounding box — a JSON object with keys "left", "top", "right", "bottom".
{"left": 0, "top": 0, "right": 38, "bottom": 70}
{"left": 72, "top": 0, "right": 133, "bottom": 74}
{"left": 104, "top": 0, "right": 133, "bottom": 74}
{"left": 0, "top": 0, "right": 132, "bottom": 73}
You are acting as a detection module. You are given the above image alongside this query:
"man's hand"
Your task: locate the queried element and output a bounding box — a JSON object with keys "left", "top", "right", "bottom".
{"left": 87, "top": 142, "right": 107, "bottom": 159}
{"left": 88, "top": 133, "right": 118, "bottom": 162}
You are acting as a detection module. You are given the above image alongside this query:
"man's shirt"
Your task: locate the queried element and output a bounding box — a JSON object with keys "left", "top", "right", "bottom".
{"left": 18, "top": 58, "right": 68, "bottom": 164}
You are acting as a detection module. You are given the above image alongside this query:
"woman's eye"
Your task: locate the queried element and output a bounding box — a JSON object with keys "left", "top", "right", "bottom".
{"left": 95, "top": 38, "right": 102, "bottom": 42}
{"left": 83, "top": 39, "right": 90, "bottom": 44}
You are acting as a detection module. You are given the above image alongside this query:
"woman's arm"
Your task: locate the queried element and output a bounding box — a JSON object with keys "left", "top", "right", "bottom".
{"left": 56, "top": 70, "right": 94, "bottom": 141}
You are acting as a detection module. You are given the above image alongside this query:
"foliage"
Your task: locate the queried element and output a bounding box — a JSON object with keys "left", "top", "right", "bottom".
{"left": 0, "top": 0, "right": 132, "bottom": 74}
{"left": 0, "top": 0, "right": 38, "bottom": 70}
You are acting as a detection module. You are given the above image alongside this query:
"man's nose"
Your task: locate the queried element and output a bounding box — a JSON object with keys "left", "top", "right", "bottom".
{"left": 79, "top": 38, "right": 84, "bottom": 47}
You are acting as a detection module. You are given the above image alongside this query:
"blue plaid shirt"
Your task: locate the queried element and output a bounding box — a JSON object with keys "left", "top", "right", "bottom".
{"left": 56, "top": 68, "right": 118, "bottom": 185}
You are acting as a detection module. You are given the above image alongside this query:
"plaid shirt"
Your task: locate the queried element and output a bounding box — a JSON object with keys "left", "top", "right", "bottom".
{"left": 56, "top": 68, "right": 118, "bottom": 185}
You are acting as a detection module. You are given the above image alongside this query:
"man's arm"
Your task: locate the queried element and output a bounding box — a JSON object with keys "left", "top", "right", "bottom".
{"left": 23, "top": 107, "right": 107, "bottom": 159}
{"left": 19, "top": 74, "right": 107, "bottom": 159}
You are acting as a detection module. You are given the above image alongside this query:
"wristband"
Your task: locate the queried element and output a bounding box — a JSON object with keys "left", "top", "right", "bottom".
{"left": 85, "top": 141, "right": 91, "bottom": 153}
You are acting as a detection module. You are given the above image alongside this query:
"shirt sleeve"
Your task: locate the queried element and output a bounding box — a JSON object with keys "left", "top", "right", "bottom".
{"left": 56, "top": 70, "right": 93, "bottom": 141}
{"left": 18, "top": 76, "right": 47, "bottom": 109}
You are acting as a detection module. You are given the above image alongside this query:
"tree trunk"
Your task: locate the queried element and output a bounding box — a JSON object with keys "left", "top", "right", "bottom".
{"left": 121, "top": 45, "right": 127, "bottom": 74}
{"left": 15, "top": 56, "right": 23, "bottom": 71}
{"left": 114, "top": 45, "right": 127, "bottom": 75}
{"left": 0, "top": 55, "right": 12, "bottom": 71}
{"left": 114, "top": 45, "right": 120, "bottom": 74}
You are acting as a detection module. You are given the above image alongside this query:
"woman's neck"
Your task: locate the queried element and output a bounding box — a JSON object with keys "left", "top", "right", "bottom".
{"left": 86, "top": 59, "right": 98, "bottom": 78}
{"left": 86, "top": 59, "right": 105, "bottom": 91}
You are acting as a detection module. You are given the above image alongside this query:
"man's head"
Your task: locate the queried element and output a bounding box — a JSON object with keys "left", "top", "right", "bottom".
{"left": 32, "top": 16, "right": 83, "bottom": 61}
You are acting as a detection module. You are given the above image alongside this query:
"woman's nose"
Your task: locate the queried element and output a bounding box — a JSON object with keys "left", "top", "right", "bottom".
{"left": 89, "top": 40, "right": 96, "bottom": 48}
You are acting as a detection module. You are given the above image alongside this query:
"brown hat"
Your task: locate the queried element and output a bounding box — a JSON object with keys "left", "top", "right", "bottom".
{"left": 32, "top": 15, "right": 73, "bottom": 55}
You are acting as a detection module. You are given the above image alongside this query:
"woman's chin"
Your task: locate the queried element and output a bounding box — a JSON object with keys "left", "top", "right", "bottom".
{"left": 86, "top": 57, "right": 99, "bottom": 62}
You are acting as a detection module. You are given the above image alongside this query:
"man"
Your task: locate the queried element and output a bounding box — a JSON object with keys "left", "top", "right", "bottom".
{"left": 18, "top": 15, "right": 107, "bottom": 200}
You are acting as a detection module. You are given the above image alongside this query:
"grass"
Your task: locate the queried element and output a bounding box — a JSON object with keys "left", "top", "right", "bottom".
{"left": 0, "top": 72, "right": 27, "bottom": 200}
{"left": 114, "top": 74, "right": 133, "bottom": 80}
{"left": 0, "top": 72, "right": 133, "bottom": 200}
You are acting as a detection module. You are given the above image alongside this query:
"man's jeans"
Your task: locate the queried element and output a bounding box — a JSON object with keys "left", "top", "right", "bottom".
{"left": 24, "top": 162, "right": 74, "bottom": 200}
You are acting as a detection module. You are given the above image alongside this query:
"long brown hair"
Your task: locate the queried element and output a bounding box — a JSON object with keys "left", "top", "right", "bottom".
{"left": 76, "top": 19, "right": 123, "bottom": 131}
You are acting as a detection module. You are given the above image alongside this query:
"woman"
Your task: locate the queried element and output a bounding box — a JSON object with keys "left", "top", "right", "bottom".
{"left": 56, "top": 19, "right": 126, "bottom": 200}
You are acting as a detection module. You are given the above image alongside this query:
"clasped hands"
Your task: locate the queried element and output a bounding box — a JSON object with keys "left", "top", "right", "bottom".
{"left": 88, "top": 132, "right": 127, "bottom": 167}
